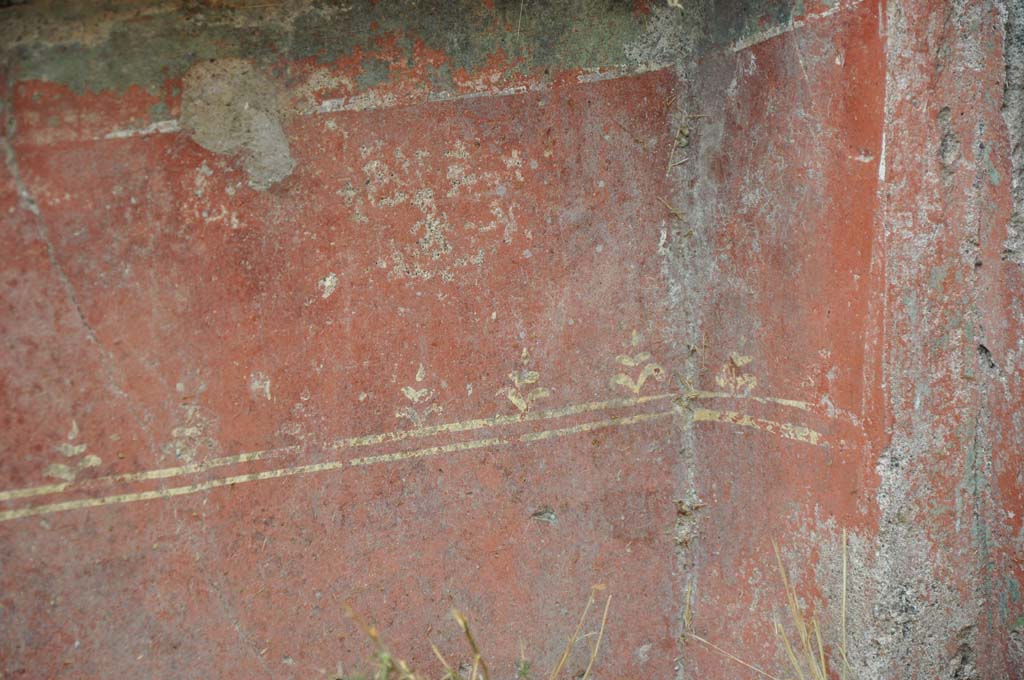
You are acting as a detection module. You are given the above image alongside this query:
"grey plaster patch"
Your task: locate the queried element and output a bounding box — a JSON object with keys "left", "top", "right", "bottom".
{"left": 180, "top": 58, "right": 295, "bottom": 190}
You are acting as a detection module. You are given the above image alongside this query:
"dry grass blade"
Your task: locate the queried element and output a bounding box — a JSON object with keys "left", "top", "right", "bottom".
{"left": 775, "top": 618, "right": 806, "bottom": 680}
{"left": 686, "top": 630, "right": 787, "bottom": 680}
{"left": 431, "top": 642, "right": 458, "bottom": 680}
{"left": 345, "top": 605, "right": 382, "bottom": 650}
{"left": 774, "top": 546, "right": 813, "bottom": 679}
{"left": 342, "top": 584, "right": 620, "bottom": 680}
{"left": 343, "top": 604, "right": 421, "bottom": 680}
{"left": 548, "top": 587, "right": 597, "bottom": 680}
{"left": 682, "top": 536, "right": 853, "bottom": 680}
{"left": 773, "top": 541, "right": 829, "bottom": 680}
{"left": 658, "top": 197, "right": 685, "bottom": 220}
{"left": 814, "top": 618, "right": 826, "bottom": 677}
{"left": 452, "top": 609, "right": 490, "bottom": 680}
{"left": 681, "top": 581, "right": 785, "bottom": 680}
{"left": 580, "top": 594, "right": 611, "bottom": 680}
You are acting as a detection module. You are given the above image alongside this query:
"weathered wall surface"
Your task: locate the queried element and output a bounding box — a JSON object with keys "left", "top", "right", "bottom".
{"left": 675, "top": 0, "right": 890, "bottom": 675}
{"left": 0, "top": 1, "right": 1022, "bottom": 679}
{"left": 872, "top": 0, "right": 1024, "bottom": 675}
{"left": 0, "top": 3, "right": 701, "bottom": 678}
{"left": 677, "top": 0, "right": 1024, "bottom": 677}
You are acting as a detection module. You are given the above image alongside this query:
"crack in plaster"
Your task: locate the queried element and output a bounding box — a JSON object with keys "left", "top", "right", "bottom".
{"left": 1, "top": 76, "right": 160, "bottom": 459}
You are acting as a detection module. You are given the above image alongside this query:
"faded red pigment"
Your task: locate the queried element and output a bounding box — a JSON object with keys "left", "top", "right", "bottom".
{"left": 1, "top": 1, "right": 1023, "bottom": 678}
{"left": 2, "top": 63, "right": 686, "bottom": 676}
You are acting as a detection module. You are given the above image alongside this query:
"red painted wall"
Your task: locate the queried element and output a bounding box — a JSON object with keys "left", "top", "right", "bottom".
{"left": 1, "top": 1, "right": 1022, "bottom": 678}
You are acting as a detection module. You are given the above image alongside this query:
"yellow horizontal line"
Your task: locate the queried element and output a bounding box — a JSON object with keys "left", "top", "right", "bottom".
{"left": 692, "top": 408, "right": 824, "bottom": 446}
{"left": 328, "top": 392, "right": 672, "bottom": 450}
{"left": 0, "top": 409, "right": 675, "bottom": 523}
{"left": 348, "top": 436, "right": 507, "bottom": 467}
{"left": 0, "top": 447, "right": 303, "bottom": 502}
{"left": 520, "top": 410, "right": 671, "bottom": 442}
{"left": 691, "top": 390, "right": 812, "bottom": 411}
{"left": 0, "top": 462, "right": 349, "bottom": 523}
{"left": 0, "top": 393, "right": 674, "bottom": 503}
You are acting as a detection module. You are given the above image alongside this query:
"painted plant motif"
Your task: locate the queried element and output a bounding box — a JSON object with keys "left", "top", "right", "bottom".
{"left": 499, "top": 348, "right": 551, "bottom": 413}
{"left": 396, "top": 363, "right": 443, "bottom": 426}
{"left": 715, "top": 352, "right": 758, "bottom": 395}
{"left": 611, "top": 331, "right": 665, "bottom": 394}
{"left": 45, "top": 420, "right": 101, "bottom": 482}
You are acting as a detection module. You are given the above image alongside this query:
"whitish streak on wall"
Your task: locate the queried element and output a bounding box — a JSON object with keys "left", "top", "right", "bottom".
{"left": 317, "top": 273, "right": 338, "bottom": 299}
{"left": 730, "top": 0, "right": 864, "bottom": 53}
{"left": 249, "top": 372, "right": 272, "bottom": 401}
{"left": 103, "top": 119, "right": 181, "bottom": 140}
{"left": 86, "top": 65, "right": 670, "bottom": 145}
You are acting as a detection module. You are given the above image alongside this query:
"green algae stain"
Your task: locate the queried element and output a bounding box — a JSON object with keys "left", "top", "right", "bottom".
{"left": 929, "top": 264, "right": 949, "bottom": 293}
{"left": 355, "top": 58, "right": 391, "bottom": 90}
{"left": 706, "top": 0, "right": 804, "bottom": 46}
{"left": 982, "top": 144, "right": 1003, "bottom": 186}
{"left": 12, "top": 13, "right": 278, "bottom": 95}
{"left": 8, "top": 0, "right": 653, "bottom": 95}
{"left": 285, "top": 0, "right": 651, "bottom": 78}
{"left": 426, "top": 62, "right": 455, "bottom": 92}
{"left": 148, "top": 101, "right": 171, "bottom": 123}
